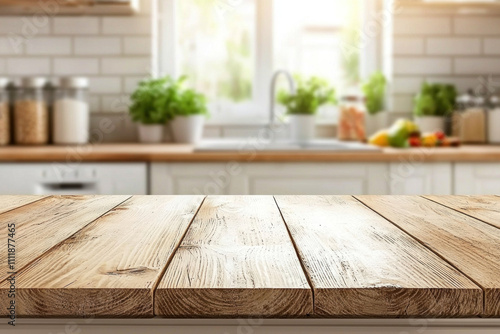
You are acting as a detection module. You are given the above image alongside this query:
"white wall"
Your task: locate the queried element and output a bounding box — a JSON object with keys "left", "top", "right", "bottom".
{"left": 391, "top": 4, "right": 500, "bottom": 116}
{"left": 0, "top": 0, "right": 153, "bottom": 114}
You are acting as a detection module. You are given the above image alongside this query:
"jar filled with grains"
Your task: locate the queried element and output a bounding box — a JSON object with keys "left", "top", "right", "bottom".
{"left": 14, "top": 77, "right": 49, "bottom": 145}
{"left": 0, "top": 78, "right": 10, "bottom": 146}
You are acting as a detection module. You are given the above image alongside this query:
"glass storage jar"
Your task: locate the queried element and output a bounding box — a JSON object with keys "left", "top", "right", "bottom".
{"left": 53, "top": 77, "right": 90, "bottom": 145}
{"left": 0, "top": 78, "right": 10, "bottom": 146}
{"left": 338, "top": 95, "right": 366, "bottom": 142}
{"left": 14, "top": 77, "right": 49, "bottom": 145}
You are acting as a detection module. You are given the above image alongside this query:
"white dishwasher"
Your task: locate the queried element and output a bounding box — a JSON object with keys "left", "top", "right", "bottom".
{"left": 0, "top": 163, "right": 147, "bottom": 195}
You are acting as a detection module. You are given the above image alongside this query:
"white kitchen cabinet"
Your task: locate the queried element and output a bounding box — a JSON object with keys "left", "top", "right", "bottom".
{"left": 455, "top": 163, "right": 500, "bottom": 195}
{"left": 150, "top": 162, "right": 389, "bottom": 195}
{"left": 389, "top": 163, "right": 453, "bottom": 195}
{"left": 0, "top": 163, "right": 147, "bottom": 195}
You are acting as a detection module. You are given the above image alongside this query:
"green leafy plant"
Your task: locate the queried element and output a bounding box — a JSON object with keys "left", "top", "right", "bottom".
{"left": 168, "top": 88, "right": 209, "bottom": 118}
{"left": 277, "top": 76, "right": 337, "bottom": 115}
{"left": 129, "top": 76, "right": 182, "bottom": 124}
{"left": 362, "top": 71, "right": 387, "bottom": 115}
{"left": 413, "top": 82, "right": 457, "bottom": 117}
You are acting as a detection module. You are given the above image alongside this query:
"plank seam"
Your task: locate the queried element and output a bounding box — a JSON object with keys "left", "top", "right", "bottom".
{"left": 273, "top": 196, "right": 315, "bottom": 316}
{"left": 0, "top": 196, "right": 51, "bottom": 217}
{"left": 352, "top": 195, "right": 487, "bottom": 316}
{"left": 0, "top": 195, "right": 133, "bottom": 284}
{"left": 151, "top": 196, "right": 207, "bottom": 316}
{"left": 422, "top": 196, "right": 500, "bottom": 232}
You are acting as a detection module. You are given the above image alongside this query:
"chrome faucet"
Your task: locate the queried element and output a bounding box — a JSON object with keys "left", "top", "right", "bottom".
{"left": 270, "top": 70, "right": 296, "bottom": 129}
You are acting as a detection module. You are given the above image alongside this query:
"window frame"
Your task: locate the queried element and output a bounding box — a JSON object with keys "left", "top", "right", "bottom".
{"left": 154, "top": 0, "right": 384, "bottom": 124}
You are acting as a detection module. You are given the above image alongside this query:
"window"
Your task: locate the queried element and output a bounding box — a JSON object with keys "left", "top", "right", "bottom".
{"left": 159, "top": 0, "right": 362, "bottom": 122}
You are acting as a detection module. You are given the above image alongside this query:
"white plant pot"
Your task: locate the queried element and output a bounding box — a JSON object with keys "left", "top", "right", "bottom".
{"left": 415, "top": 116, "right": 446, "bottom": 133}
{"left": 170, "top": 115, "right": 205, "bottom": 144}
{"left": 137, "top": 124, "right": 164, "bottom": 144}
{"left": 365, "top": 112, "right": 388, "bottom": 137}
{"left": 289, "top": 115, "right": 316, "bottom": 143}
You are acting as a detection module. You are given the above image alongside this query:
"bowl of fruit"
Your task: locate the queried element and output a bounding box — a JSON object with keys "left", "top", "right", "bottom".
{"left": 369, "top": 119, "right": 460, "bottom": 148}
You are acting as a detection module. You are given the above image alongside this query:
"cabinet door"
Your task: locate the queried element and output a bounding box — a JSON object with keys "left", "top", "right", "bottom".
{"left": 150, "top": 162, "right": 247, "bottom": 195}
{"left": 455, "top": 163, "right": 500, "bottom": 195}
{"left": 242, "top": 163, "right": 388, "bottom": 195}
{"left": 389, "top": 163, "right": 452, "bottom": 195}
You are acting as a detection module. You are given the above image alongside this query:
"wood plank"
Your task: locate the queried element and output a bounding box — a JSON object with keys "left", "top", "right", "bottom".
{"left": 425, "top": 195, "right": 500, "bottom": 230}
{"left": 0, "top": 195, "right": 45, "bottom": 215}
{"left": 356, "top": 195, "right": 500, "bottom": 317}
{"left": 155, "top": 196, "right": 312, "bottom": 318}
{"left": 0, "top": 195, "right": 205, "bottom": 318}
{"left": 275, "top": 195, "right": 482, "bottom": 317}
{"left": 0, "top": 195, "right": 129, "bottom": 282}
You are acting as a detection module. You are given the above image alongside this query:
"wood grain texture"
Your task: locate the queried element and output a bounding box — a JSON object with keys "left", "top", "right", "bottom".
{"left": 0, "top": 195, "right": 129, "bottom": 282}
{"left": 425, "top": 195, "right": 500, "bottom": 230}
{"left": 0, "top": 195, "right": 45, "bottom": 215}
{"left": 275, "top": 195, "right": 482, "bottom": 318}
{"left": 0, "top": 196, "right": 205, "bottom": 318}
{"left": 1, "top": 144, "right": 500, "bottom": 163}
{"left": 155, "top": 196, "right": 312, "bottom": 318}
{"left": 357, "top": 195, "right": 500, "bottom": 317}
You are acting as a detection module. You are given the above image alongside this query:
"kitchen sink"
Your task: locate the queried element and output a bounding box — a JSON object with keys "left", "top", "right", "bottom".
{"left": 195, "top": 139, "right": 381, "bottom": 152}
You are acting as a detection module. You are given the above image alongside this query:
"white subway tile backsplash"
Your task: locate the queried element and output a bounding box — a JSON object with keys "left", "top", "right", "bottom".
{"left": 102, "top": 18, "right": 151, "bottom": 35}
{"left": 454, "top": 17, "right": 500, "bottom": 36}
{"left": 455, "top": 58, "right": 500, "bottom": 75}
{"left": 123, "top": 37, "right": 151, "bottom": 55}
{"left": 124, "top": 76, "right": 146, "bottom": 93}
{"left": 484, "top": 38, "right": 500, "bottom": 55}
{"left": 74, "top": 37, "right": 122, "bottom": 55}
{"left": 101, "top": 95, "right": 131, "bottom": 113}
{"left": 394, "top": 17, "right": 451, "bottom": 35}
{"left": 391, "top": 95, "right": 414, "bottom": 113}
{"left": 393, "top": 38, "right": 424, "bottom": 55}
{"left": 0, "top": 17, "right": 51, "bottom": 35}
{"left": 89, "top": 77, "right": 122, "bottom": 94}
{"left": 0, "top": 37, "right": 19, "bottom": 55}
{"left": 392, "top": 77, "right": 424, "bottom": 94}
{"left": 101, "top": 58, "right": 151, "bottom": 75}
{"left": 394, "top": 58, "right": 452, "bottom": 75}
{"left": 88, "top": 95, "right": 101, "bottom": 113}
{"left": 53, "top": 17, "right": 99, "bottom": 35}
{"left": 54, "top": 58, "right": 99, "bottom": 75}
{"left": 426, "top": 38, "right": 481, "bottom": 55}
{"left": 7, "top": 58, "right": 50, "bottom": 75}
{"left": 26, "top": 37, "right": 71, "bottom": 55}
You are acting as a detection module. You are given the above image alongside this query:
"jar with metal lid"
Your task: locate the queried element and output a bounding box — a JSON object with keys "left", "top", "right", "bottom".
{"left": 0, "top": 78, "right": 10, "bottom": 146}
{"left": 14, "top": 77, "right": 49, "bottom": 145}
{"left": 338, "top": 94, "right": 366, "bottom": 142}
{"left": 53, "top": 77, "right": 90, "bottom": 144}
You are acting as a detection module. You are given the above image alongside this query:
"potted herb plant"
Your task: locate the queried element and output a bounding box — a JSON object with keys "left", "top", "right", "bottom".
{"left": 362, "top": 71, "right": 387, "bottom": 137}
{"left": 413, "top": 82, "right": 457, "bottom": 133}
{"left": 168, "top": 85, "right": 209, "bottom": 144}
{"left": 277, "top": 76, "right": 337, "bottom": 143}
{"left": 129, "top": 77, "right": 173, "bottom": 143}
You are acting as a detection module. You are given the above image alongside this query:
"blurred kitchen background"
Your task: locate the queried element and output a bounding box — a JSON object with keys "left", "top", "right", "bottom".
{"left": 0, "top": 0, "right": 500, "bottom": 196}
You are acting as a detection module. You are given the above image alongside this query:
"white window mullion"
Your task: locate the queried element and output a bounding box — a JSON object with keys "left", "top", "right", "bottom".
{"left": 255, "top": 0, "right": 274, "bottom": 120}
{"left": 158, "top": 0, "right": 177, "bottom": 78}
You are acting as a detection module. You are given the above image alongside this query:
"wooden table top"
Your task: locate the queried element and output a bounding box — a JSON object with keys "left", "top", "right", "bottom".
{"left": 0, "top": 195, "right": 499, "bottom": 319}
{"left": 1, "top": 144, "right": 500, "bottom": 162}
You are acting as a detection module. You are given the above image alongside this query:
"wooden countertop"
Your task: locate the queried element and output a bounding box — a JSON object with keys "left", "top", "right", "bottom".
{"left": 1, "top": 144, "right": 500, "bottom": 162}
{"left": 1, "top": 195, "right": 499, "bottom": 319}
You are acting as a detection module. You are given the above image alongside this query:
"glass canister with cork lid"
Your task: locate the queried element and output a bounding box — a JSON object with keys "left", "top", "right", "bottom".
{"left": 53, "top": 77, "right": 90, "bottom": 145}
{"left": 0, "top": 78, "right": 10, "bottom": 146}
{"left": 14, "top": 77, "right": 49, "bottom": 145}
